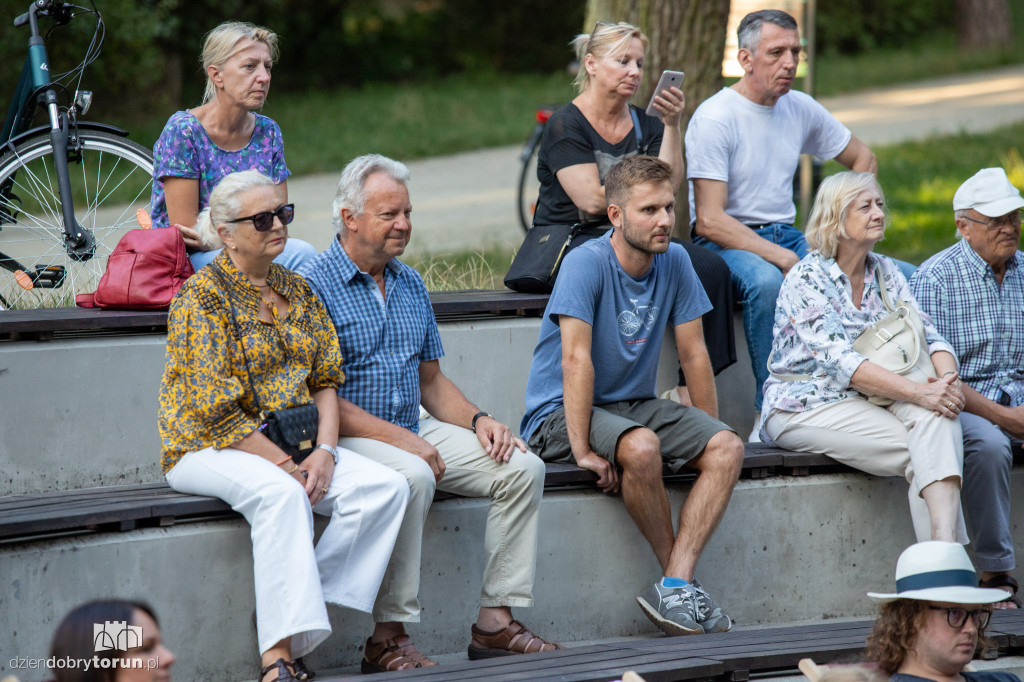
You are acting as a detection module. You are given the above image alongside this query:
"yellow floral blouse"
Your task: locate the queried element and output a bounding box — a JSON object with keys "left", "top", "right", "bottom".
{"left": 159, "top": 252, "right": 343, "bottom": 472}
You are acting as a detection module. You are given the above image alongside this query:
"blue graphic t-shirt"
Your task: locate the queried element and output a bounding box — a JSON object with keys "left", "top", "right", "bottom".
{"left": 520, "top": 232, "right": 711, "bottom": 440}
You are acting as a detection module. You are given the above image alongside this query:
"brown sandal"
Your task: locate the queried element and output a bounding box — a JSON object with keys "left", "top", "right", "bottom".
{"left": 361, "top": 635, "right": 439, "bottom": 673}
{"left": 468, "top": 620, "right": 564, "bottom": 660}
{"left": 980, "top": 574, "right": 1022, "bottom": 609}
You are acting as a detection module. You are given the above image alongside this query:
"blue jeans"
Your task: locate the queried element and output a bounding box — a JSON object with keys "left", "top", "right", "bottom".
{"left": 960, "top": 412, "right": 1015, "bottom": 573}
{"left": 695, "top": 224, "right": 808, "bottom": 412}
{"left": 188, "top": 237, "right": 319, "bottom": 271}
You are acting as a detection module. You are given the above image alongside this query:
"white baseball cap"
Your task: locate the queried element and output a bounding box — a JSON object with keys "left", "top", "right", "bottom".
{"left": 867, "top": 541, "right": 1010, "bottom": 604}
{"left": 953, "top": 167, "right": 1024, "bottom": 217}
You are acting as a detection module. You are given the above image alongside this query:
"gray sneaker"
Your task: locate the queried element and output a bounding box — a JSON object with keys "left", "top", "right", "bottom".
{"left": 636, "top": 581, "right": 704, "bottom": 635}
{"left": 691, "top": 578, "right": 732, "bottom": 633}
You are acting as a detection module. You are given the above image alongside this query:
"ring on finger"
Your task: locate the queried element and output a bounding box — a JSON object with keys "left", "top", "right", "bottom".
{"left": 946, "top": 401, "right": 955, "bottom": 409}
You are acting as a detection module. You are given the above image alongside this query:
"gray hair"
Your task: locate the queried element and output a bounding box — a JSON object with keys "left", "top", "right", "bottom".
{"left": 195, "top": 170, "right": 277, "bottom": 248}
{"left": 571, "top": 22, "right": 649, "bottom": 94}
{"left": 954, "top": 208, "right": 968, "bottom": 239}
{"left": 737, "top": 9, "right": 798, "bottom": 54}
{"left": 332, "top": 154, "right": 411, "bottom": 235}
{"left": 201, "top": 22, "right": 279, "bottom": 105}
{"left": 805, "top": 171, "right": 885, "bottom": 259}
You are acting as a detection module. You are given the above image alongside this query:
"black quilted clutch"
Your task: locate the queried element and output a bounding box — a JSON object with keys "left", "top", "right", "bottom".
{"left": 262, "top": 404, "right": 319, "bottom": 463}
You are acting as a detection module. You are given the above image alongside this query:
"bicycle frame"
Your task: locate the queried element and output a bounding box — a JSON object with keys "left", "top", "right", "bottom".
{"left": 2, "top": 0, "right": 95, "bottom": 262}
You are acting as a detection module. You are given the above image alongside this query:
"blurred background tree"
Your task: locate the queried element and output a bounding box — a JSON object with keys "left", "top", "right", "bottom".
{"left": 956, "top": 0, "right": 1014, "bottom": 48}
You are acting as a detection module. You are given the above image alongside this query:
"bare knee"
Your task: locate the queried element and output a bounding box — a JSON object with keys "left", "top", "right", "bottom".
{"left": 694, "top": 430, "right": 744, "bottom": 480}
{"left": 616, "top": 428, "right": 663, "bottom": 481}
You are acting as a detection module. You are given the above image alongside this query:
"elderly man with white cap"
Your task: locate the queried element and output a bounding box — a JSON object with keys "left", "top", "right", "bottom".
{"left": 865, "top": 541, "right": 1019, "bottom": 682}
{"left": 910, "top": 168, "right": 1024, "bottom": 609}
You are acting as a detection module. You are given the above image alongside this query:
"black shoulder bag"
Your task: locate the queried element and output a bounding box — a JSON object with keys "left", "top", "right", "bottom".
{"left": 504, "top": 107, "right": 648, "bottom": 294}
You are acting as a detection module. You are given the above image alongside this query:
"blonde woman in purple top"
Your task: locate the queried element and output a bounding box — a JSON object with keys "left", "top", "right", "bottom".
{"left": 149, "top": 21, "right": 316, "bottom": 270}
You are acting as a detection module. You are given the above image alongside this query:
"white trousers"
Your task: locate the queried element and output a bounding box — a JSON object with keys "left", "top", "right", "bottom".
{"left": 166, "top": 444, "right": 409, "bottom": 657}
{"left": 764, "top": 397, "right": 967, "bottom": 543}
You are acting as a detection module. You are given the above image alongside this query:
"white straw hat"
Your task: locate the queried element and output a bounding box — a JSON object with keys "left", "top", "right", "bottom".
{"left": 953, "top": 167, "right": 1024, "bottom": 217}
{"left": 867, "top": 541, "right": 1010, "bottom": 604}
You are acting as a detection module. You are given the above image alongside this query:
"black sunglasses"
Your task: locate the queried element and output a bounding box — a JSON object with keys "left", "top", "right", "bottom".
{"left": 928, "top": 606, "right": 991, "bottom": 629}
{"left": 227, "top": 204, "right": 295, "bottom": 231}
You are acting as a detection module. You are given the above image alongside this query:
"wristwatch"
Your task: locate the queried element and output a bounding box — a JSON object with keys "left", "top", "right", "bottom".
{"left": 471, "top": 411, "right": 493, "bottom": 433}
{"left": 315, "top": 443, "right": 340, "bottom": 464}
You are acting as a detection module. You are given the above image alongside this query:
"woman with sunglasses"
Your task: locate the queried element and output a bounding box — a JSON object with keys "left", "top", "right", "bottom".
{"left": 149, "top": 21, "right": 317, "bottom": 271}
{"left": 158, "top": 171, "right": 409, "bottom": 682}
{"left": 533, "top": 21, "right": 736, "bottom": 405}
{"left": 866, "top": 541, "right": 1016, "bottom": 682}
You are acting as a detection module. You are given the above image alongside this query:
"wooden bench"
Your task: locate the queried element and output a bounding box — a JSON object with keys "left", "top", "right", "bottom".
{"left": 0, "top": 447, "right": 847, "bottom": 543}
{"left": 321, "top": 610, "right": 1024, "bottom": 682}
{"left": 0, "top": 290, "right": 552, "bottom": 341}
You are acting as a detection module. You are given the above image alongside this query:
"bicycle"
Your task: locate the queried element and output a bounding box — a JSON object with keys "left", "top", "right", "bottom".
{"left": 0, "top": 0, "right": 155, "bottom": 309}
{"left": 516, "top": 104, "right": 555, "bottom": 233}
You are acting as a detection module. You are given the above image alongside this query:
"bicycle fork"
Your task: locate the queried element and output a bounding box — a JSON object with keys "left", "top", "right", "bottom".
{"left": 30, "top": 27, "right": 94, "bottom": 263}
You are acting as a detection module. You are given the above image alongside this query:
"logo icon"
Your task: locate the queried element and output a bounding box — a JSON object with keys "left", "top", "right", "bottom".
{"left": 93, "top": 621, "right": 142, "bottom": 652}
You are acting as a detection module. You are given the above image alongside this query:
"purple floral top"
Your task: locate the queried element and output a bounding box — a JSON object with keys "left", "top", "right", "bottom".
{"left": 149, "top": 111, "right": 290, "bottom": 228}
{"left": 762, "top": 251, "right": 954, "bottom": 425}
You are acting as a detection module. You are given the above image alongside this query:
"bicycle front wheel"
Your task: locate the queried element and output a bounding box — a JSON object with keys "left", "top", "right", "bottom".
{"left": 516, "top": 125, "right": 544, "bottom": 233}
{"left": 0, "top": 130, "right": 154, "bottom": 309}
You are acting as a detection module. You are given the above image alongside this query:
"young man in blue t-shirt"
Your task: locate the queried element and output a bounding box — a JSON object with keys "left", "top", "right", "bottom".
{"left": 521, "top": 155, "right": 745, "bottom": 636}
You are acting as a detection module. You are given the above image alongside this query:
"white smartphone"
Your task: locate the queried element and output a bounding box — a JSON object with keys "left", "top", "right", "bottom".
{"left": 645, "top": 70, "right": 685, "bottom": 118}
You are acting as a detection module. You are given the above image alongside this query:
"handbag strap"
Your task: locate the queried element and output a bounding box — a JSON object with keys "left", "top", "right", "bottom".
{"left": 210, "top": 264, "right": 267, "bottom": 420}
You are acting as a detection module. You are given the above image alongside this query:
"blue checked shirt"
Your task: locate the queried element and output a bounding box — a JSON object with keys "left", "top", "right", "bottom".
{"left": 910, "top": 238, "right": 1024, "bottom": 406}
{"left": 299, "top": 238, "right": 444, "bottom": 432}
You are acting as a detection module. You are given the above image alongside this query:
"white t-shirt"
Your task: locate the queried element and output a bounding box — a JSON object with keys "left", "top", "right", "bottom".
{"left": 685, "top": 87, "right": 851, "bottom": 226}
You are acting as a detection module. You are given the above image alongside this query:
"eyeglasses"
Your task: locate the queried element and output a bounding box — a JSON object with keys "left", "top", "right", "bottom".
{"left": 928, "top": 606, "right": 991, "bottom": 629}
{"left": 227, "top": 204, "right": 295, "bottom": 231}
{"left": 586, "top": 21, "right": 617, "bottom": 53}
{"left": 963, "top": 211, "right": 1021, "bottom": 231}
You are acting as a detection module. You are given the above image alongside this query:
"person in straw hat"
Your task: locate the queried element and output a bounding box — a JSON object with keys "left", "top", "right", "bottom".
{"left": 865, "top": 541, "right": 1019, "bottom": 682}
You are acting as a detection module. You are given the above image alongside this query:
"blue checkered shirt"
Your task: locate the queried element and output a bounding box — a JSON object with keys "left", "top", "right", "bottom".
{"left": 910, "top": 238, "right": 1024, "bottom": 406}
{"left": 299, "top": 238, "right": 444, "bottom": 432}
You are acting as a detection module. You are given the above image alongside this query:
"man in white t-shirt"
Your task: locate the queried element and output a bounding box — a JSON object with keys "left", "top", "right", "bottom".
{"left": 685, "top": 9, "right": 878, "bottom": 437}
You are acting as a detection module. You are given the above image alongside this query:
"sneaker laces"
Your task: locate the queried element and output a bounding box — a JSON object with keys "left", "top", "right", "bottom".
{"left": 692, "top": 585, "right": 714, "bottom": 620}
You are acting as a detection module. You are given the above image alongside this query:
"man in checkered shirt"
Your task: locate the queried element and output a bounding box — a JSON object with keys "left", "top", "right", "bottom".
{"left": 910, "top": 167, "right": 1024, "bottom": 609}
{"left": 299, "top": 154, "right": 560, "bottom": 673}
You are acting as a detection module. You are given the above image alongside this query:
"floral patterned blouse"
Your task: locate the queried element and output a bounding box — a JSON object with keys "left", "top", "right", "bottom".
{"left": 158, "top": 252, "right": 343, "bottom": 472}
{"left": 148, "top": 111, "right": 290, "bottom": 228}
{"left": 762, "top": 251, "right": 954, "bottom": 426}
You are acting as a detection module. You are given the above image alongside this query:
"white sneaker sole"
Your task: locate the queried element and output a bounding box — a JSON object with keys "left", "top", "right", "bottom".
{"left": 635, "top": 596, "right": 704, "bottom": 636}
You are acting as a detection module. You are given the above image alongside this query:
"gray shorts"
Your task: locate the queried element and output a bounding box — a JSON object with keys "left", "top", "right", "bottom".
{"left": 527, "top": 398, "right": 734, "bottom": 473}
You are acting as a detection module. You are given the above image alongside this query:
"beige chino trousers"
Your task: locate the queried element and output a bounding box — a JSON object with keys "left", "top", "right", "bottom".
{"left": 340, "top": 413, "right": 546, "bottom": 623}
{"left": 764, "top": 397, "right": 967, "bottom": 543}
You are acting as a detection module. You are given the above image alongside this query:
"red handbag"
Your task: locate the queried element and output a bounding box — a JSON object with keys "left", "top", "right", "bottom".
{"left": 76, "top": 225, "right": 194, "bottom": 309}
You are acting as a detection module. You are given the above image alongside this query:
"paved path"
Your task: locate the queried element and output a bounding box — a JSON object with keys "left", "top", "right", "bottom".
{"left": 285, "top": 64, "right": 1024, "bottom": 256}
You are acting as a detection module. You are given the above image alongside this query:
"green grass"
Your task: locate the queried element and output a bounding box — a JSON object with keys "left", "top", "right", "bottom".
{"left": 403, "top": 249, "right": 513, "bottom": 290}
{"left": 260, "top": 71, "right": 575, "bottom": 176}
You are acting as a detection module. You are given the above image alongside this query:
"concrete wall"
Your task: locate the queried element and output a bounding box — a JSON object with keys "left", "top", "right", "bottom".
{"left": 0, "top": 315, "right": 754, "bottom": 495}
{"left": 9, "top": 469, "right": 1003, "bottom": 681}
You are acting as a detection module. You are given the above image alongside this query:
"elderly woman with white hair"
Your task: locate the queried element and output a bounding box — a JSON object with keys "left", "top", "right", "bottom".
{"left": 149, "top": 21, "right": 317, "bottom": 270}
{"left": 761, "top": 171, "right": 967, "bottom": 544}
{"left": 159, "top": 170, "right": 409, "bottom": 682}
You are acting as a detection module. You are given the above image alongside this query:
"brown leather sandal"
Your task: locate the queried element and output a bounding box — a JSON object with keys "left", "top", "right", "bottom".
{"left": 361, "top": 635, "right": 439, "bottom": 673}
{"left": 258, "top": 658, "right": 297, "bottom": 682}
{"left": 980, "top": 574, "right": 1022, "bottom": 609}
{"left": 467, "top": 620, "right": 564, "bottom": 660}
